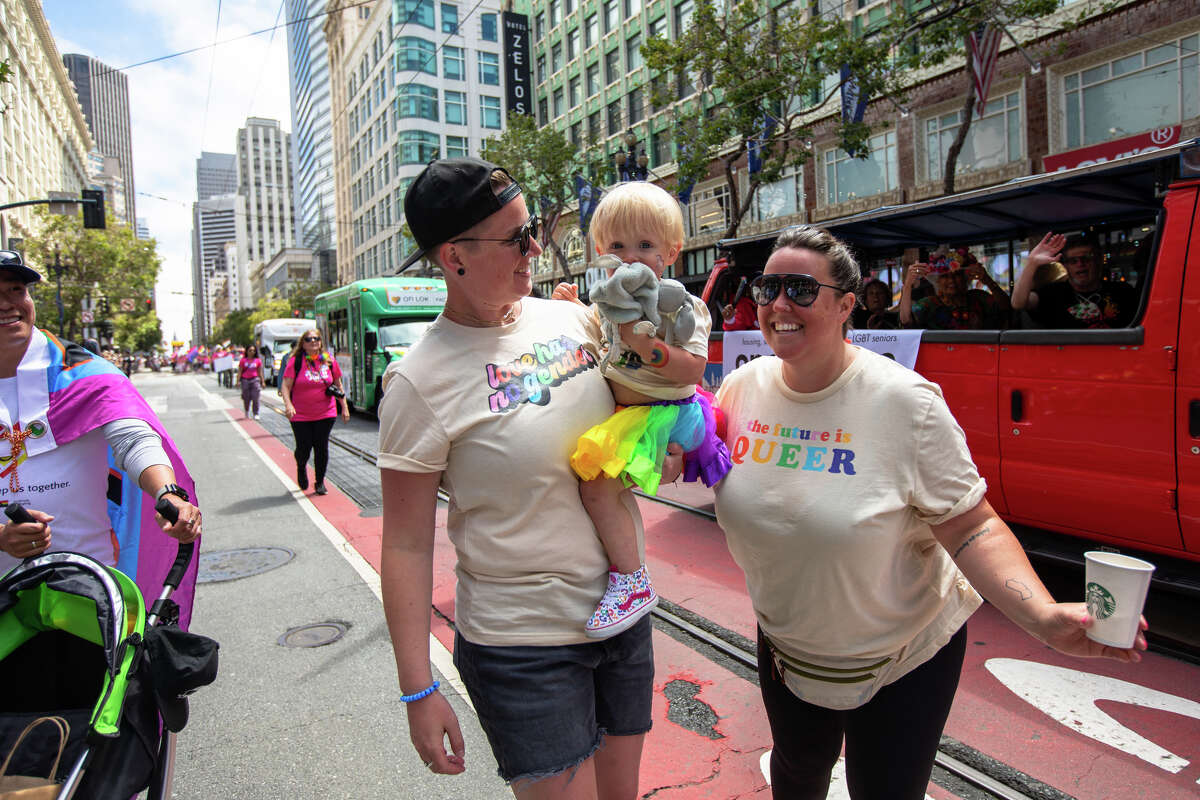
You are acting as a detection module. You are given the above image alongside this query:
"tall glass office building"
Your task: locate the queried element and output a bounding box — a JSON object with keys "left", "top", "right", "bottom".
{"left": 286, "top": 0, "right": 337, "bottom": 255}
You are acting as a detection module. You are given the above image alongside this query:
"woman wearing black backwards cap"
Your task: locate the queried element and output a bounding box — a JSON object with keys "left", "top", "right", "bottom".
{"left": 377, "top": 159, "right": 674, "bottom": 797}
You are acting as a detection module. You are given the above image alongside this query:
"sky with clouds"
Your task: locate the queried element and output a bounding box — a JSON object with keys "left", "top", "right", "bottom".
{"left": 42, "top": 1, "right": 293, "bottom": 345}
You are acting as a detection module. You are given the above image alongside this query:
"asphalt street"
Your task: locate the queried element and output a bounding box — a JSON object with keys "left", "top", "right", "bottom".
{"left": 142, "top": 371, "right": 507, "bottom": 799}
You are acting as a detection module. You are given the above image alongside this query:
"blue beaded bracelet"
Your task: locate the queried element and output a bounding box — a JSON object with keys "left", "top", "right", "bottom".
{"left": 400, "top": 680, "right": 440, "bottom": 703}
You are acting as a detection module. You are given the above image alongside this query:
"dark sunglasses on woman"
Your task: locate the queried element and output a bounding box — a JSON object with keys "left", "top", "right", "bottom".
{"left": 450, "top": 215, "right": 539, "bottom": 256}
{"left": 302, "top": 336, "right": 321, "bottom": 343}
{"left": 750, "top": 273, "right": 845, "bottom": 308}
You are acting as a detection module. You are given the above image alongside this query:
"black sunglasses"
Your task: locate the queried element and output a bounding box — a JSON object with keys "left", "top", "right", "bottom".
{"left": 450, "top": 216, "right": 539, "bottom": 256}
{"left": 750, "top": 273, "right": 845, "bottom": 307}
{"left": 302, "top": 336, "right": 321, "bottom": 342}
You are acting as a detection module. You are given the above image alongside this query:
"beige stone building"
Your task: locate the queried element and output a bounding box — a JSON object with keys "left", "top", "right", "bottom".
{"left": 0, "top": 0, "right": 93, "bottom": 245}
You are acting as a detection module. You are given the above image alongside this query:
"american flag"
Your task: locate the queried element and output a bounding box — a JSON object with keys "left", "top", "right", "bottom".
{"left": 968, "top": 24, "right": 1003, "bottom": 118}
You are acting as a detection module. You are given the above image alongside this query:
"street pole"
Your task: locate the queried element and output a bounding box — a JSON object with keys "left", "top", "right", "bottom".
{"left": 53, "top": 250, "right": 65, "bottom": 336}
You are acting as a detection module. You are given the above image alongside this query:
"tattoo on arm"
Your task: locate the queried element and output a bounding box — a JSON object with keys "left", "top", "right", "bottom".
{"left": 952, "top": 525, "right": 991, "bottom": 559}
{"left": 1005, "top": 579, "right": 1033, "bottom": 601}
{"left": 647, "top": 344, "right": 669, "bottom": 367}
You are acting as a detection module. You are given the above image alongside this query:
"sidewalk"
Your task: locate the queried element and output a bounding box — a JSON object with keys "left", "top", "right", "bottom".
{"left": 141, "top": 372, "right": 507, "bottom": 799}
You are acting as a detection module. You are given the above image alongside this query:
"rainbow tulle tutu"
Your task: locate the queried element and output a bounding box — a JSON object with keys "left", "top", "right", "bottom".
{"left": 571, "top": 389, "right": 732, "bottom": 495}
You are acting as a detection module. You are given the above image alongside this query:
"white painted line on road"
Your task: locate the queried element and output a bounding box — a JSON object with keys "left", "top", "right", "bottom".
{"left": 146, "top": 395, "right": 168, "bottom": 415}
{"left": 190, "top": 377, "right": 232, "bottom": 410}
{"left": 218, "top": 406, "right": 473, "bottom": 713}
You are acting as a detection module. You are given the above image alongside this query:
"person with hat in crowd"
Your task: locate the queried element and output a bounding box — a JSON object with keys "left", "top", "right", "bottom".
{"left": 899, "top": 249, "right": 1011, "bottom": 330}
{"left": 0, "top": 250, "right": 203, "bottom": 621}
{"left": 376, "top": 159, "right": 679, "bottom": 797}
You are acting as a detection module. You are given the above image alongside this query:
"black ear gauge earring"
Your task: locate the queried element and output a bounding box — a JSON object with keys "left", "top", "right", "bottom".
{"left": 457, "top": 268, "right": 466, "bottom": 276}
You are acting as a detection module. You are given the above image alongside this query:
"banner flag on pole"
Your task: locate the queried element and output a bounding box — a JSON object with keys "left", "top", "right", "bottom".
{"left": 968, "top": 24, "right": 1002, "bottom": 118}
{"left": 839, "top": 65, "right": 868, "bottom": 125}
{"left": 575, "top": 175, "right": 601, "bottom": 236}
{"left": 747, "top": 113, "right": 779, "bottom": 175}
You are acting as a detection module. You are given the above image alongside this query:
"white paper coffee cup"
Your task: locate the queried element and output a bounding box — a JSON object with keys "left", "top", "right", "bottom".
{"left": 1083, "top": 551, "right": 1155, "bottom": 648}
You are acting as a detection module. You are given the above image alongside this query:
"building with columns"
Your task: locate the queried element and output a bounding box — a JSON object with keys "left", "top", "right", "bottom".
{"left": 0, "top": 1, "right": 93, "bottom": 245}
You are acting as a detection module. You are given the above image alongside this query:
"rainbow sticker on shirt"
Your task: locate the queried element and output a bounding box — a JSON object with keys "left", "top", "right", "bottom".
{"left": 485, "top": 335, "right": 598, "bottom": 413}
{"left": 730, "top": 418, "right": 857, "bottom": 475}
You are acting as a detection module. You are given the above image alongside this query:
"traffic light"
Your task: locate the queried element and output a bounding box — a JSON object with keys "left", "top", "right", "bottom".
{"left": 81, "top": 189, "right": 106, "bottom": 229}
{"left": 145, "top": 297, "right": 153, "bottom": 311}
{"left": 99, "top": 296, "right": 109, "bottom": 314}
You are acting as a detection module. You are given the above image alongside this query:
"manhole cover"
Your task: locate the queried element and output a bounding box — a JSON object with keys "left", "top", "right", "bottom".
{"left": 278, "top": 621, "right": 349, "bottom": 648}
{"left": 197, "top": 547, "right": 295, "bottom": 583}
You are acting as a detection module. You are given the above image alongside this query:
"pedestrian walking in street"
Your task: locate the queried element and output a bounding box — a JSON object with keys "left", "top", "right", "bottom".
{"left": 377, "top": 158, "right": 680, "bottom": 798}
{"left": 0, "top": 249, "right": 203, "bottom": 619}
{"left": 238, "top": 344, "right": 263, "bottom": 419}
{"left": 712, "top": 225, "right": 1148, "bottom": 800}
{"left": 280, "top": 328, "right": 348, "bottom": 496}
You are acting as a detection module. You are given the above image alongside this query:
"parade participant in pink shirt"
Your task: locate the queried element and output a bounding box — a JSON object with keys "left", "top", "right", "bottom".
{"left": 238, "top": 344, "right": 263, "bottom": 419}
{"left": 279, "top": 329, "right": 349, "bottom": 496}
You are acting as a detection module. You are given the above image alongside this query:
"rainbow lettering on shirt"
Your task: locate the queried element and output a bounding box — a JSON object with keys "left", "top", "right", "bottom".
{"left": 729, "top": 418, "right": 857, "bottom": 475}
{"left": 485, "top": 335, "right": 598, "bottom": 413}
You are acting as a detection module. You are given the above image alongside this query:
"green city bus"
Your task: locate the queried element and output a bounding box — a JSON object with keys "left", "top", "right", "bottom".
{"left": 313, "top": 277, "right": 447, "bottom": 412}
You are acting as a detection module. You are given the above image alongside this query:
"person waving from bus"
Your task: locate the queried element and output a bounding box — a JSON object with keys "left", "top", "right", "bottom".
{"left": 280, "top": 329, "right": 349, "bottom": 496}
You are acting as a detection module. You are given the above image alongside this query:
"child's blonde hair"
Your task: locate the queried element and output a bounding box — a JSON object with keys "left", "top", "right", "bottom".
{"left": 591, "top": 182, "right": 685, "bottom": 256}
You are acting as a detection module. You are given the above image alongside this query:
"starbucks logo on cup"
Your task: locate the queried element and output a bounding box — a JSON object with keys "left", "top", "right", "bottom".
{"left": 1086, "top": 582, "right": 1117, "bottom": 620}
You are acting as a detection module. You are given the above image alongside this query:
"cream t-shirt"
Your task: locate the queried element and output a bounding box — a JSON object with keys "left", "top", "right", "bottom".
{"left": 715, "top": 349, "right": 984, "bottom": 687}
{"left": 377, "top": 297, "right": 644, "bottom": 646}
{"left": 594, "top": 294, "right": 712, "bottom": 400}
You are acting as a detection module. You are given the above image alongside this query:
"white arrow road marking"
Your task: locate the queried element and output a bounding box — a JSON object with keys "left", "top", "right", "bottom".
{"left": 986, "top": 657, "right": 1200, "bottom": 778}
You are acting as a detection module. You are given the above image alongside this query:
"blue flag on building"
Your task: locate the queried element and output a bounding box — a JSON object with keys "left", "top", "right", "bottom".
{"left": 747, "top": 113, "right": 779, "bottom": 175}
{"left": 575, "top": 175, "right": 601, "bottom": 235}
{"left": 840, "top": 65, "right": 868, "bottom": 125}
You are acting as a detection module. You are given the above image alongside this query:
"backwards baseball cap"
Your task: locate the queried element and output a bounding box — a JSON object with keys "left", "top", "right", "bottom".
{"left": 399, "top": 157, "right": 523, "bottom": 271}
{"left": 0, "top": 250, "right": 42, "bottom": 284}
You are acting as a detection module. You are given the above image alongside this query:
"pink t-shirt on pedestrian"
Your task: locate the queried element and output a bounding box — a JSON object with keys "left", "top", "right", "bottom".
{"left": 239, "top": 357, "right": 262, "bottom": 380}
{"left": 285, "top": 354, "right": 342, "bottom": 421}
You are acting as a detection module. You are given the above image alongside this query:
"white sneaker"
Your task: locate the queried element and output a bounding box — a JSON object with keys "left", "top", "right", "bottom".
{"left": 254, "top": 413, "right": 261, "bottom": 419}
{"left": 585, "top": 565, "right": 658, "bottom": 638}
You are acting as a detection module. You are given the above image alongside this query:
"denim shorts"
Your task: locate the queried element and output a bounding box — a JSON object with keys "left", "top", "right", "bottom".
{"left": 453, "top": 616, "right": 654, "bottom": 784}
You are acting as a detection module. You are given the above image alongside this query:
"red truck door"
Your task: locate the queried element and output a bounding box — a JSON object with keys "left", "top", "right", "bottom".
{"left": 1174, "top": 181, "right": 1200, "bottom": 556}
{"left": 995, "top": 192, "right": 1191, "bottom": 558}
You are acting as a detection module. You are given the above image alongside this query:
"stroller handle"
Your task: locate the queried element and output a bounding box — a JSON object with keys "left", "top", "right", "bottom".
{"left": 4, "top": 502, "right": 37, "bottom": 525}
{"left": 154, "top": 497, "right": 195, "bottom": 590}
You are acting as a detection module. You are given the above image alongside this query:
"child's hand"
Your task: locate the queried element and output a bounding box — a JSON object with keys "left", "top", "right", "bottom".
{"left": 552, "top": 283, "right": 580, "bottom": 302}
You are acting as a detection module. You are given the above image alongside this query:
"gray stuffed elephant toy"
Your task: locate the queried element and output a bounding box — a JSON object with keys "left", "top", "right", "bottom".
{"left": 587, "top": 255, "right": 697, "bottom": 370}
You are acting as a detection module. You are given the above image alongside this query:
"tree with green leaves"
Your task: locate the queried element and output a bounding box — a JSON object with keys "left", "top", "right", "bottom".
{"left": 211, "top": 309, "right": 254, "bottom": 348}
{"left": 23, "top": 208, "right": 160, "bottom": 344}
{"left": 482, "top": 112, "right": 599, "bottom": 283}
{"left": 113, "top": 312, "right": 163, "bottom": 353}
{"left": 643, "top": 0, "right": 1060, "bottom": 238}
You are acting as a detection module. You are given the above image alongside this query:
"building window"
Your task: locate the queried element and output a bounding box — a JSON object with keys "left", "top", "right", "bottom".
{"left": 553, "top": 86, "right": 565, "bottom": 117}
{"left": 648, "top": 15, "right": 667, "bottom": 38}
{"left": 478, "top": 51, "right": 501, "bottom": 85}
{"left": 445, "top": 90, "right": 467, "bottom": 124}
{"left": 689, "top": 184, "right": 730, "bottom": 235}
{"left": 674, "top": 0, "right": 693, "bottom": 36}
{"left": 824, "top": 130, "right": 897, "bottom": 205}
{"left": 625, "top": 0, "right": 642, "bottom": 18}
{"left": 538, "top": 96, "right": 549, "bottom": 125}
{"left": 446, "top": 135, "right": 469, "bottom": 158}
{"left": 571, "top": 121, "right": 582, "bottom": 146}
{"left": 565, "top": 0, "right": 575, "bottom": 15}
{"left": 925, "top": 91, "right": 1021, "bottom": 181}
{"left": 604, "top": 0, "right": 619, "bottom": 33}
{"left": 398, "top": 84, "right": 439, "bottom": 121}
{"left": 569, "top": 76, "right": 582, "bottom": 108}
{"left": 441, "top": 3, "right": 458, "bottom": 33}
{"left": 1064, "top": 35, "right": 1199, "bottom": 149}
{"left": 651, "top": 130, "right": 670, "bottom": 165}
{"left": 443, "top": 45, "right": 465, "bottom": 79}
{"left": 628, "top": 86, "right": 644, "bottom": 124}
{"left": 550, "top": 0, "right": 561, "bottom": 28}
{"left": 399, "top": 37, "right": 438, "bottom": 74}
{"left": 585, "top": 13, "right": 598, "bottom": 48}
{"left": 552, "top": 42, "right": 563, "bottom": 74}
{"left": 398, "top": 0, "right": 435, "bottom": 29}
{"left": 481, "top": 13, "right": 498, "bottom": 41}
{"left": 589, "top": 111, "right": 602, "bottom": 142}
{"left": 481, "top": 95, "right": 503, "bottom": 128}
{"left": 605, "top": 49, "right": 620, "bottom": 85}
{"left": 753, "top": 169, "right": 801, "bottom": 221}
{"left": 607, "top": 99, "right": 622, "bottom": 135}
{"left": 536, "top": 12, "right": 545, "bottom": 39}
{"left": 567, "top": 28, "right": 580, "bottom": 61}
{"left": 399, "top": 131, "right": 441, "bottom": 164}
{"left": 586, "top": 62, "right": 601, "bottom": 96}
{"left": 626, "top": 32, "right": 642, "bottom": 72}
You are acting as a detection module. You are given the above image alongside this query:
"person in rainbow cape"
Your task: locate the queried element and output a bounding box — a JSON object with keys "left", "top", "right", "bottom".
{"left": 0, "top": 251, "right": 203, "bottom": 628}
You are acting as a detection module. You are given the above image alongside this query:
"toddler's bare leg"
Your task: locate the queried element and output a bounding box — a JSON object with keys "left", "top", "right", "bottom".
{"left": 580, "top": 476, "right": 639, "bottom": 573}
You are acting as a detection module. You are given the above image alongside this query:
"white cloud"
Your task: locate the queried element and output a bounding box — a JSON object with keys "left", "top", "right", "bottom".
{"left": 50, "top": 2, "right": 293, "bottom": 345}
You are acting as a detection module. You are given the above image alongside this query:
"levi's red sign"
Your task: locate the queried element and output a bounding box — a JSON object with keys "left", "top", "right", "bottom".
{"left": 1044, "top": 126, "right": 1181, "bottom": 172}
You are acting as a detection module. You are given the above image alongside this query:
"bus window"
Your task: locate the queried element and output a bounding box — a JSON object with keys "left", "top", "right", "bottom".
{"left": 379, "top": 318, "right": 437, "bottom": 348}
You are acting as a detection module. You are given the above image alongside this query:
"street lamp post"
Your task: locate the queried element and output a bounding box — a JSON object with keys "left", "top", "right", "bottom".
{"left": 51, "top": 250, "right": 67, "bottom": 337}
{"left": 613, "top": 130, "right": 650, "bottom": 182}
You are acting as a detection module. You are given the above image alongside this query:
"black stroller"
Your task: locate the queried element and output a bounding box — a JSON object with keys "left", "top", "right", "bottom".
{"left": 0, "top": 501, "right": 218, "bottom": 799}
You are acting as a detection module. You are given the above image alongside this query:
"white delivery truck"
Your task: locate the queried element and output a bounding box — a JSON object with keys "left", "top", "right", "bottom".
{"left": 254, "top": 318, "right": 313, "bottom": 386}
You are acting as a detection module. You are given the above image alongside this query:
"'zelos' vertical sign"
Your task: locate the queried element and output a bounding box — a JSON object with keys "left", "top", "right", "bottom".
{"left": 503, "top": 12, "right": 532, "bottom": 116}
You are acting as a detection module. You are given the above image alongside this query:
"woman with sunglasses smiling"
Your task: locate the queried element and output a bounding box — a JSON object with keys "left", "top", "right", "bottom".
{"left": 280, "top": 328, "right": 349, "bottom": 495}
{"left": 713, "top": 226, "right": 1147, "bottom": 800}
{"left": 376, "top": 158, "right": 677, "bottom": 798}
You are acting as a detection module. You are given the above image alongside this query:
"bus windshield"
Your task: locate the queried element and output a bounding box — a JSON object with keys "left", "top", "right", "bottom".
{"left": 378, "top": 318, "right": 437, "bottom": 348}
